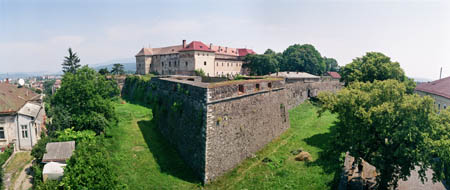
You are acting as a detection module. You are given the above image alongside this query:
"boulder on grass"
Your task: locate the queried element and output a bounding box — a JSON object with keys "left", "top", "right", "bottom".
{"left": 295, "top": 151, "right": 312, "bottom": 162}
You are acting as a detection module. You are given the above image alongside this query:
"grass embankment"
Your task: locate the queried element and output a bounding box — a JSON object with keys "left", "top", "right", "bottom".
{"left": 108, "top": 101, "right": 341, "bottom": 190}
{"left": 4, "top": 152, "right": 33, "bottom": 189}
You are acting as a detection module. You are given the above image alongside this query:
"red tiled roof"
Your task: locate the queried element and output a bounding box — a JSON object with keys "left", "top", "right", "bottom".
{"left": 327, "top": 71, "right": 341, "bottom": 79}
{"left": 135, "top": 48, "right": 153, "bottom": 56}
{"left": 415, "top": 76, "right": 450, "bottom": 99}
{"left": 237, "top": 48, "right": 256, "bottom": 57}
{"left": 179, "top": 41, "right": 214, "bottom": 52}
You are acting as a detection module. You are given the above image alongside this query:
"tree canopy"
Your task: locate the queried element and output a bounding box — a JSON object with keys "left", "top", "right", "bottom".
{"left": 318, "top": 80, "right": 441, "bottom": 189}
{"left": 50, "top": 66, "right": 119, "bottom": 134}
{"left": 99, "top": 68, "right": 110, "bottom": 75}
{"left": 111, "top": 63, "right": 125, "bottom": 75}
{"left": 62, "top": 48, "right": 81, "bottom": 74}
{"left": 244, "top": 53, "right": 280, "bottom": 76}
{"left": 324, "top": 57, "right": 339, "bottom": 72}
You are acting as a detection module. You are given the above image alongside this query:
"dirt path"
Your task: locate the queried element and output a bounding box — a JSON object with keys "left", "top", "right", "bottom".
{"left": 13, "top": 162, "right": 33, "bottom": 190}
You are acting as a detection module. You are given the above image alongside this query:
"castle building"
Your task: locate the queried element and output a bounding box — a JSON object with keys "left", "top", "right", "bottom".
{"left": 135, "top": 40, "right": 255, "bottom": 77}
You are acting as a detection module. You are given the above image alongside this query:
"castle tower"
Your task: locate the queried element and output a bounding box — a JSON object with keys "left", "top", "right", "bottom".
{"left": 135, "top": 48, "right": 153, "bottom": 75}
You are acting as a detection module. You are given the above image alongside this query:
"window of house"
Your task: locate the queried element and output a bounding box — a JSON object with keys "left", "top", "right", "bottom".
{"left": 162, "top": 62, "right": 164, "bottom": 67}
{"left": 268, "top": 82, "right": 272, "bottom": 88}
{"left": 185, "top": 62, "right": 188, "bottom": 67}
{"left": 438, "top": 103, "right": 441, "bottom": 110}
{"left": 238, "top": 84, "right": 245, "bottom": 94}
{"left": 0, "top": 127, "right": 4, "bottom": 139}
{"left": 169, "top": 61, "right": 171, "bottom": 67}
{"left": 444, "top": 104, "right": 447, "bottom": 109}
{"left": 222, "top": 63, "right": 224, "bottom": 66}
{"left": 216, "top": 62, "right": 218, "bottom": 66}
{"left": 21, "top": 125, "right": 28, "bottom": 138}
{"left": 227, "top": 63, "right": 229, "bottom": 67}
{"left": 204, "top": 61, "right": 207, "bottom": 66}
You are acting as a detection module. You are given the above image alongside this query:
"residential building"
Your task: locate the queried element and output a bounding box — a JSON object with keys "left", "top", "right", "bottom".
{"left": 135, "top": 40, "right": 255, "bottom": 77}
{"left": 0, "top": 83, "right": 44, "bottom": 150}
{"left": 415, "top": 76, "right": 450, "bottom": 112}
{"left": 42, "top": 141, "right": 75, "bottom": 181}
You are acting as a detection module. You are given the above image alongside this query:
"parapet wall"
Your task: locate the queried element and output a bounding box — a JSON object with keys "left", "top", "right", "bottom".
{"left": 122, "top": 75, "right": 342, "bottom": 183}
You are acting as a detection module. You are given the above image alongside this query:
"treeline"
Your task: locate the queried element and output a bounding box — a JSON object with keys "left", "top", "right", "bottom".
{"left": 318, "top": 52, "right": 450, "bottom": 189}
{"left": 32, "top": 48, "right": 124, "bottom": 189}
{"left": 244, "top": 44, "right": 339, "bottom": 76}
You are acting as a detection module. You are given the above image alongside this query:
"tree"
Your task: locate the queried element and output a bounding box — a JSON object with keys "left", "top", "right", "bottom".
{"left": 43, "top": 80, "right": 56, "bottom": 96}
{"left": 62, "top": 48, "right": 81, "bottom": 74}
{"left": 51, "top": 66, "right": 119, "bottom": 134}
{"left": 280, "top": 44, "right": 326, "bottom": 75}
{"left": 61, "top": 137, "right": 123, "bottom": 189}
{"left": 318, "top": 80, "right": 439, "bottom": 189}
{"left": 111, "top": 63, "right": 125, "bottom": 75}
{"left": 429, "top": 109, "right": 450, "bottom": 186}
{"left": 324, "top": 57, "right": 339, "bottom": 72}
{"left": 194, "top": 69, "right": 206, "bottom": 77}
{"left": 99, "top": 68, "right": 110, "bottom": 75}
{"left": 244, "top": 53, "right": 280, "bottom": 76}
{"left": 340, "top": 52, "right": 406, "bottom": 85}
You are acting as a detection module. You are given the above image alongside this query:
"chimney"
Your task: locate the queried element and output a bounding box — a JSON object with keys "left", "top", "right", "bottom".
{"left": 182, "top": 40, "right": 186, "bottom": 48}
{"left": 440, "top": 67, "right": 442, "bottom": 79}
{"left": 5, "top": 78, "right": 9, "bottom": 84}
{"left": 225, "top": 47, "right": 228, "bottom": 53}
{"left": 210, "top": 43, "right": 212, "bottom": 49}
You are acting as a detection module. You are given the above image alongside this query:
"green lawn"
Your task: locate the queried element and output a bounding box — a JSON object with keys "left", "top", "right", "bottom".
{"left": 107, "top": 101, "right": 341, "bottom": 189}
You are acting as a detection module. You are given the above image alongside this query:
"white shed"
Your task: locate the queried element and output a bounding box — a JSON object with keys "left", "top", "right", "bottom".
{"left": 43, "top": 162, "right": 66, "bottom": 181}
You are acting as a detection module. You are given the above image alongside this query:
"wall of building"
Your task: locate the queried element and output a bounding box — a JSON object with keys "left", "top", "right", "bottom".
{"left": 136, "top": 56, "right": 152, "bottom": 75}
{"left": 285, "top": 78, "right": 342, "bottom": 110}
{"left": 204, "top": 79, "right": 289, "bottom": 182}
{"left": 193, "top": 51, "right": 216, "bottom": 77}
{"left": 213, "top": 59, "right": 243, "bottom": 77}
{"left": 415, "top": 91, "right": 450, "bottom": 111}
{"left": 0, "top": 115, "right": 17, "bottom": 148}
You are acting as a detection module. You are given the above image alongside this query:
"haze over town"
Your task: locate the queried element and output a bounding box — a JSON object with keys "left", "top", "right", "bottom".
{"left": 1, "top": 0, "right": 449, "bottom": 80}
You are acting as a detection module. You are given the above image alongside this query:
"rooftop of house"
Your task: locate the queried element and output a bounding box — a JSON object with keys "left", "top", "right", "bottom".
{"left": 0, "top": 83, "right": 39, "bottom": 114}
{"left": 135, "top": 40, "right": 255, "bottom": 57}
{"left": 326, "top": 71, "right": 341, "bottom": 79}
{"left": 415, "top": 76, "right": 450, "bottom": 99}
{"left": 18, "top": 102, "right": 42, "bottom": 118}
{"left": 42, "top": 141, "right": 76, "bottom": 163}
{"left": 270, "top": 72, "right": 320, "bottom": 79}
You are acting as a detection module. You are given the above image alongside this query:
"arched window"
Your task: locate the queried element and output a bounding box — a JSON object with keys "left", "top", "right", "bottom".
{"left": 204, "top": 61, "right": 207, "bottom": 66}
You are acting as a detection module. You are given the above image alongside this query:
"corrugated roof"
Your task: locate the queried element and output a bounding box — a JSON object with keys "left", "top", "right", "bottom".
{"left": 42, "top": 141, "right": 76, "bottom": 163}
{"left": 270, "top": 72, "right": 320, "bottom": 79}
{"left": 415, "top": 76, "right": 450, "bottom": 99}
{"left": 0, "top": 83, "right": 39, "bottom": 114}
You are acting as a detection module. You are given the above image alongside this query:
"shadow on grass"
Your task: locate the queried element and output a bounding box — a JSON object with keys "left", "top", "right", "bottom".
{"left": 304, "top": 124, "right": 343, "bottom": 189}
{"left": 137, "top": 119, "right": 202, "bottom": 184}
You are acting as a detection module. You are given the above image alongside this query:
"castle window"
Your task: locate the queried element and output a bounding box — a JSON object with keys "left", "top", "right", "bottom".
{"left": 186, "top": 62, "right": 188, "bottom": 67}
{"left": 238, "top": 84, "right": 245, "bottom": 94}
{"left": 204, "top": 61, "right": 207, "bottom": 66}
{"left": 162, "top": 62, "right": 164, "bottom": 67}
{"left": 227, "top": 63, "right": 229, "bottom": 67}
{"left": 222, "top": 63, "right": 224, "bottom": 66}
{"left": 216, "top": 62, "right": 218, "bottom": 66}
{"left": 256, "top": 84, "right": 260, "bottom": 91}
{"left": 169, "top": 61, "right": 171, "bottom": 67}
{"left": 268, "top": 82, "right": 272, "bottom": 89}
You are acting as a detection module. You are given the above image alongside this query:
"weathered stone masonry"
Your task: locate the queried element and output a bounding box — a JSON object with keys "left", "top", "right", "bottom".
{"left": 121, "top": 75, "right": 342, "bottom": 183}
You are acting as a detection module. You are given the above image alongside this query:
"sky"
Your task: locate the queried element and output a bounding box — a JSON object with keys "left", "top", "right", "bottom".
{"left": 0, "top": 0, "right": 449, "bottom": 80}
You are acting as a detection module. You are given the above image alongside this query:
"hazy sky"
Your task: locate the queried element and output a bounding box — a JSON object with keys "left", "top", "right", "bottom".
{"left": 1, "top": 0, "right": 449, "bottom": 80}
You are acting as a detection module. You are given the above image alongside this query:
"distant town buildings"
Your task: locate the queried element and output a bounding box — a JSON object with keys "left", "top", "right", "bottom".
{"left": 415, "top": 76, "right": 450, "bottom": 112}
{"left": 0, "top": 82, "right": 44, "bottom": 150}
{"left": 135, "top": 40, "right": 255, "bottom": 77}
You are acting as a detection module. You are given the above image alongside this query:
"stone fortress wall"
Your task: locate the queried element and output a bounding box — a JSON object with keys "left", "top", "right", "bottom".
{"left": 121, "top": 74, "right": 342, "bottom": 183}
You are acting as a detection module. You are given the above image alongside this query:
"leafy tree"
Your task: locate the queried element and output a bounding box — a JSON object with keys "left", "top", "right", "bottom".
{"left": 56, "top": 128, "right": 96, "bottom": 142}
{"left": 51, "top": 66, "right": 119, "bottom": 134}
{"left": 62, "top": 48, "right": 81, "bottom": 74}
{"left": 61, "top": 137, "right": 123, "bottom": 189}
{"left": 280, "top": 44, "right": 326, "bottom": 75}
{"left": 99, "top": 68, "right": 110, "bottom": 75}
{"left": 43, "top": 80, "right": 56, "bottom": 96}
{"left": 318, "top": 80, "right": 439, "bottom": 189}
{"left": 194, "top": 69, "right": 206, "bottom": 77}
{"left": 429, "top": 109, "right": 450, "bottom": 186}
{"left": 324, "top": 57, "right": 339, "bottom": 72}
{"left": 31, "top": 134, "right": 52, "bottom": 163}
{"left": 111, "top": 63, "right": 125, "bottom": 75}
{"left": 244, "top": 53, "right": 280, "bottom": 76}
{"left": 340, "top": 52, "right": 406, "bottom": 84}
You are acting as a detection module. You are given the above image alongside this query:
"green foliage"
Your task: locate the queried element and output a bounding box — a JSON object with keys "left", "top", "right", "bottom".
{"left": 62, "top": 48, "right": 81, "bottom": 74}
{"left": 340, "top": 52, "right": 407, "bottom": 85}
{"left": 111, "top": 63, "right": 125, "bottom": 75}
{"left": 56, "top": 128, "right": 96, "bottom": 142}
{"left": 281, "top": 44, "right": 326, "bottom": 75}
{"left": 51, "top": 66, "right": 119, "bottom": 134}
{"left": 31, "top": 135, "right": 51, "bottom": 163}
{"left": 98, "top": 67, "right": 110, "bottom": 75}
{"left": 194, "top": 69, "right": 206, "bottom": 77}
{"left": 0, "top": 144, "right": 14, "bottom": 188}
{"left": 324, "top": 57, "right": 340, "bottom": 72}
{"left": 429, "top": 109, "right": 450, "bottom": 186}
{"left": 244, "top": 53, "right": 280, "bottom": 76}
{"left": 318, "top": 80, "right": 438, "bottom": 189}
{"left": 61, "top": 137, "right": 124, "bottom": 189}
{"left": 43, "top": 80, "right": 56, "bottom": 96}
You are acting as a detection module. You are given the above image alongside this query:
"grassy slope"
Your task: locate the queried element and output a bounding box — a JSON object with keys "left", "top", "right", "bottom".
{"left": 108, "top": 101, "right": 340, "bottom": 190}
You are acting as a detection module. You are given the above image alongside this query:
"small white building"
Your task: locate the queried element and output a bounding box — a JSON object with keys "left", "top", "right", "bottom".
{"left": 0, "top": 83, "right": 44, "bottom": 150}
{"left": 42, "top": 141, "right": 75, "bottom": 181}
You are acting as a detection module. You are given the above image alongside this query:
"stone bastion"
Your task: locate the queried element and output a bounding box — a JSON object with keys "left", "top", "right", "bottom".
{"left": 121, "top": 75, "right": 342, "bottom": 183}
